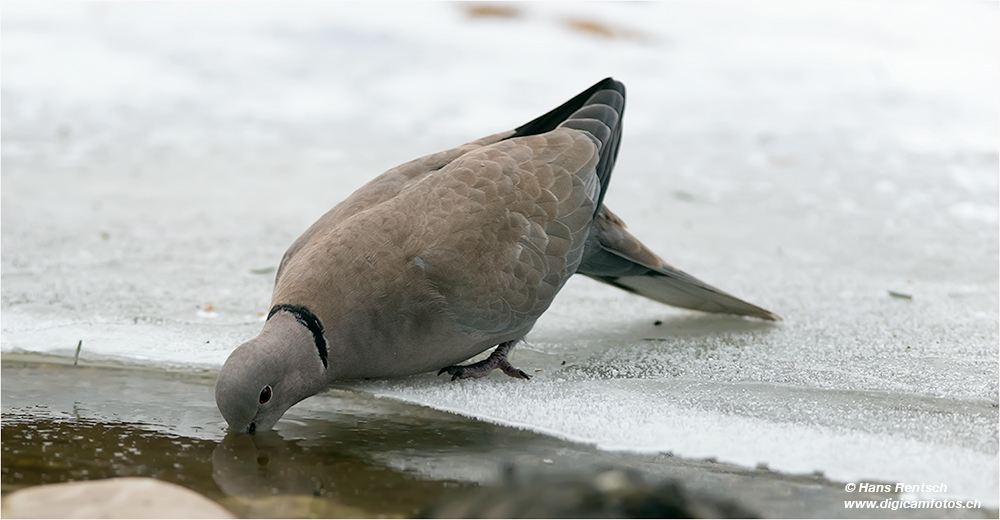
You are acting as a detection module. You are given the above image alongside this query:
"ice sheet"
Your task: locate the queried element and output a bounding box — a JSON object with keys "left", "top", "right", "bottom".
{"left": 2, "top": 1, "right": 997, "bottom": 508}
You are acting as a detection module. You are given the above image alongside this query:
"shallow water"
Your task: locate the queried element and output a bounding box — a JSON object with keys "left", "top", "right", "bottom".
{"left": 2, "top": 355, "right": 995, "bottom": 518}
{"left": 1, "top": 356, "right": 493, "bottom": 517}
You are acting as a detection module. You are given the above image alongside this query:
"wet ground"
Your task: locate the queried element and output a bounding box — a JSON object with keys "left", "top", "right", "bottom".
{"left": 2, "top": 355, "right": 994, "bottom": 518}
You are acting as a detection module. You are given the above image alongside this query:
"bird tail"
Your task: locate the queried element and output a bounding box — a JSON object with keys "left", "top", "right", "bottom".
{"left": 577, "top": 207, "right": 781, "bottom": 321}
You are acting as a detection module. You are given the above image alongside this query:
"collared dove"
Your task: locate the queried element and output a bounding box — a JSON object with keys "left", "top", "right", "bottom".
{"left": 216, "top": 78, "right": 779, "bottom": 434}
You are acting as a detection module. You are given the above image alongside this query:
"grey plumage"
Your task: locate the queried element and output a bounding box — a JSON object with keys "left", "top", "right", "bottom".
{"left": 216, "top": 78, "right": 779, "bottom": 433}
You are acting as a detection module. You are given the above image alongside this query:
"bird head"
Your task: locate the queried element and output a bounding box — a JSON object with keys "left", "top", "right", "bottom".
{"left": 215, "top": 309, "right": 328, "bottom": 433}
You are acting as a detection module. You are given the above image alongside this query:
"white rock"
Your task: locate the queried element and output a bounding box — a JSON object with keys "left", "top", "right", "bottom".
{"left": 1, "top": 477, "right": 234, "bottom": 519}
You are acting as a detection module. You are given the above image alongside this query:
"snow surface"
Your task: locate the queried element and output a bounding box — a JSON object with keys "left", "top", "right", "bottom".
{"left": 2, "top": 1, "right": 997, "bottom": 507}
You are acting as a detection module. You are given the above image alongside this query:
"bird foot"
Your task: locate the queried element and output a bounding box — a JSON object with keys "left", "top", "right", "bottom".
{"left": 438, "top": 340, "right": 531, "bottom": 381}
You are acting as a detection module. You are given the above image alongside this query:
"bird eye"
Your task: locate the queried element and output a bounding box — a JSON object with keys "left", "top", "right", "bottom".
{"left": 259, "top": 385, "right": 272, "bottom": 404}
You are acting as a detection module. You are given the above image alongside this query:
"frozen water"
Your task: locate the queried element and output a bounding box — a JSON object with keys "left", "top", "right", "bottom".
{"left": 2, "top": 1, "right": 997, "bottom": 508}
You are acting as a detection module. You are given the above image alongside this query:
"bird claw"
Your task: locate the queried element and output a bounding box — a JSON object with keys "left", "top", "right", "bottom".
{"left": 437, "top": 340, "right": 531, "bottom": 381}
{"left": 437, "top": 365, "right": 475, "bottom": 381}
{"left": 499, "top": 363, "right": 531, "bottom": 380}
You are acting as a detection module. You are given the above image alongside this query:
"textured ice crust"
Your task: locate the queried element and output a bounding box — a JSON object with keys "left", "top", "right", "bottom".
{"left": 2, "top": 1, "right": 997, "bottom": 507}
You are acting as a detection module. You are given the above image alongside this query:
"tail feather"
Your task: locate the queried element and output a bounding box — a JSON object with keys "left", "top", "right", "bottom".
{"left": 511, "top": 80, "right": 777, "bottom": 321}
{"left": 578, "top": 207, "right": 781, "bottom": 321}
{"left": 590, "top": 268, "right": 781, "bottom": 321}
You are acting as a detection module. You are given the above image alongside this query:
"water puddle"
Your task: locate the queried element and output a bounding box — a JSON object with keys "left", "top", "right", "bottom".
{"left": 2, "top": 356, "right": 993, "bottom": 518}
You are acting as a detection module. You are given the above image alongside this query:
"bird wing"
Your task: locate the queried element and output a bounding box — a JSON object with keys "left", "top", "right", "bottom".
{"left": 276, "top": 79, "right": 628, "bottom": 338}
{"left": 412, "top": 129, "right": 603, "bottom": 335}
{"left": 273, "top": 129, "right": 515, "bottom": 284}
{"left": 405, "top": 81, "right": 626, "bottom": 337}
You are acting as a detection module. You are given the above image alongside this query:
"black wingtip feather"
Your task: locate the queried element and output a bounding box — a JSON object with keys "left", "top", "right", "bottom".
{"left": 510, "top": 77, "right": 625, "bottom": 139}
{"left": 509, "top": 78, "right": 627, "bottom": 215}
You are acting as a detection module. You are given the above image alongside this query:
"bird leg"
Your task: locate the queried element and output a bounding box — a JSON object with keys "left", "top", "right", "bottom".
{"left": 437, "top": 340, "right": 531, "bottom": 381}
